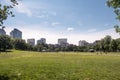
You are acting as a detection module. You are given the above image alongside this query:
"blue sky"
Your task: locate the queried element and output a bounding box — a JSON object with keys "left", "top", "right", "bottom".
{"left": 3, "top": 0, "right": 120, "bottom": 44}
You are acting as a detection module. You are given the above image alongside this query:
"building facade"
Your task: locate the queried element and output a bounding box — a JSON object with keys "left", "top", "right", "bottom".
{"left": 58, "top": 38, "right": 67, "bottom": 45}
{"left": 37, "top": 38, "right": 46, "bottom": 44}
{"left": 27, "top": 38, "right": 35, "bottom": 46}
{"left": 79, "top": 40, "right": 89, "bottom": 46}
{"left": 0, "top": 27, "right": 6, "bottom": 35}
{"left": 10, "top": 28, "right": 22, "bottom": 39}
{"left": 58, "top": 38, "right": 68, "bottom": 47}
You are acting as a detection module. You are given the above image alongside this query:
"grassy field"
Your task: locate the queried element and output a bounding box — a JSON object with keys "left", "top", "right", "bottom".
{"left": 0, "top": 50, "right": 120, "bottom": 80}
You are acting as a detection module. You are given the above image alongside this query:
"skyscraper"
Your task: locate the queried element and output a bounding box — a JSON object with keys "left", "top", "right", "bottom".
{"left": 37, "top": 38, "right": 46, "bottom": 44}
{"left": 10, "top": 28, "right": 22, "bottom": 39}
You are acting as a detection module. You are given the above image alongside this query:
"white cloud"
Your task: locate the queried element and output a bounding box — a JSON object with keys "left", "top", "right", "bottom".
{"left": 36, "top": 11, "right": 56, "bottom": 19}
{"left": 67, "top": 28, "right": 120, "bottom": 45}
{"left": 67, "top": 27, "right": 74, "bottom": 32}
{"left": 13, "top": 1, "right": 57, "bottom": 19}
{"left": 15, "top": 2, "right": 32, "bottom": 17}
{"left": 88, "top": 28, "right": 120, "bottom": 40}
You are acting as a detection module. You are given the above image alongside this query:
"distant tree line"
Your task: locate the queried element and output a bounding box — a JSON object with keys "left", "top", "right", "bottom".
{"left": 0, "top": 35, "right": 120, "bottom": 53}
{"left": 93, "top": 35, "right": 120, "bottom": 53}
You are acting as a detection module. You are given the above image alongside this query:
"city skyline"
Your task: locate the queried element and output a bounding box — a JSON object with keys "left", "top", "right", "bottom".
{"left": 1, "top": 27, "right": 120, "bottom": 47}
{"left": 2, "top": 0, "right": 120, "bottom": 45}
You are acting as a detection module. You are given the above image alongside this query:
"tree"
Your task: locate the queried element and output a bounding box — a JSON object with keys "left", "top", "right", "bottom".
{"left": 110, "top": 39, "right": 118, "bottom": 52}
{"left": 100, "top": 35, "right": 112, "bottom": 53}
{"left": 104, "top": 35, "right": 112, "bottom": 53}
{"left": 36, "top": 43, "right": 48, "bottom": 52}
{"left": 13, "top": 39, "right": 28, "bottom": 50}
{"left": 94, "top": 43, "right": 100, "bottom": 52}
{"left": 107, "top": 0, "right": 120, "bottom": 33}
{"left": 47, "top": 44, "right": 55, "bottom": 52}
{"left": 0, "top": 35, "right": 13, "bottom": 52}
{"left": 67, "top": 44, "right": 77, "bottom": 51}
{"left": 77, "top": 46, "right": 88, "bottom": 52}
{"left": 0, "top": 0, "right": 18, "bottom": 27}
{"left": 36, "top": 44, "right": 43, "bottom": 52}
{"left": 100, "top": 39, "right": 105, "bottom": 52}
{"left": 116, "top": 38, "right": 120, "bottom": 51}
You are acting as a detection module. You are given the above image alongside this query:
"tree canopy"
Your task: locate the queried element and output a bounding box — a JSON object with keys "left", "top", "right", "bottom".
{"left": 0, "top": 35, "right": 13, "bottom": 52}
{"left": 0, "top": 0, "right": 18, "bottom": 27}
{"left": 107, "top": 0, "right": 120, "bottom": 33}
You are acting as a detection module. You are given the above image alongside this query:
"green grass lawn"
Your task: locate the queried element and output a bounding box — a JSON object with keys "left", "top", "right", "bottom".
{"left": 0, "top": 50, "right": 120, "bottom": 80}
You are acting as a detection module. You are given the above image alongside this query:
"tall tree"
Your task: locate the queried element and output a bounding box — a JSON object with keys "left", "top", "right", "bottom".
{"left": 104, "top": 35, "right": 112, "bottom": 53}
{"left": 99, "top": 35, "right": 112, "bottom": 53}
{"left": 107, "top": 0, "right": 120, "bottom": 33}
{"left": 0, "top": 0, "right": 18, "bottom": 27}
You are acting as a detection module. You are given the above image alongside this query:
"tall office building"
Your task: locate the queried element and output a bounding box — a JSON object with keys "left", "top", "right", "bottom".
{"left": 37, "top": 38, "right": 46, "bottom": 44}
{"left": 27, "top": 38, "right": 35, "bottom": 46}
{"left": 58, "top": 38, "right": 68, "bottom": 47}
{"left": 0, "top": 27, "right": 6, "bottom": 35}
{"left": 10, "top": 28, "right": 22, "bottom": 39}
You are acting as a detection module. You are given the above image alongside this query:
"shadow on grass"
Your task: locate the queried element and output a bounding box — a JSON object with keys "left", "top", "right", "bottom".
{"left": 0, "top": 75, "right": 9, "bottom": 80}
{"left": 0, "top": 50, "right": 13, "bottom": 54}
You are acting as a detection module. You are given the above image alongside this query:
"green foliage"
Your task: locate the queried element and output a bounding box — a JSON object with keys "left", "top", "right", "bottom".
{"left": 0, "top": 0, "right": 18, "bottom": 26}
{"left": 0, "top": 35, "right": 12, "bottom": 51}
{"left": 98, "top": 35, "right": 112, "bottom": 53}
{"left": 94, "top": 43, "right": 100, "bottom": 51}
{"left": 47, "top": 44, "right": 55, "bottom": 52}
{"left": 36, "top": 43, "right": 48, "bottom": 52}
{"left": 110, "top": 39, "right": 118, "bottom": 51}
{"left": 107, "top": 0, "right": 120, "bottom": 20}
{"left": 116, "top": 38, "right": 120, "bottom": 51}
{"left": 100, "top": 39, "right": 105, "bottom": 51}
{"left": 77, "top": 46, "right": 88, "bottom": 52}
{"left": 0, "top": 51, "right": 120, "bottom": 80}
{"left": 1, "top": 35, "right": 120, "bottom": 52}
{"left": 93, "top": 35, "right": 120, "bottom": 52}
{"left": 104, "top": 35, "right": 112, "bottom": 52}
{"left": 13, "top": 39, "right": 28, "bottom": 50}
{"left": 107, "top": 0, "right": 120, "bottom": 33}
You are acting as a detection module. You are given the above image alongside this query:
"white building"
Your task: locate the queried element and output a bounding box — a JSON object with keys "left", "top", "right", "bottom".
{"left": 37, "top": 38, "right": 46, "bottom": 44}
{"left": 27, "top": 38, "right": 35, "bottom": 46}
{"left": 79, "top": 40, "right": 88, "bottom": 46}
{"left": 10, "top": 28, "right": 22, "bottom": 39}
{"left": 0, "top": 27, "right": 6, "bottom": 35}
